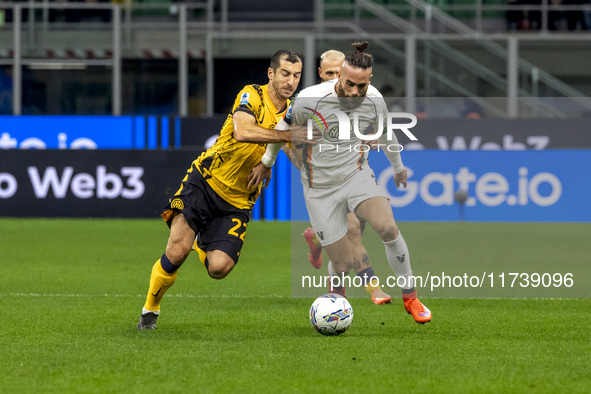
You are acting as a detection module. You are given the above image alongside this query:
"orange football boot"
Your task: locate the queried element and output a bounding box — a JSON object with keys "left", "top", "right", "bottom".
{"left": 303, "top": 228, "right": 323, "bottom": 269}
{"left": 370, "top": 287, "right": 392, "bottom": 305}
{"left": 403, "top": 291, "right": 432, "bottom": 324}
{"left": 364, "top": 280, "right": 392, "bottom": 305}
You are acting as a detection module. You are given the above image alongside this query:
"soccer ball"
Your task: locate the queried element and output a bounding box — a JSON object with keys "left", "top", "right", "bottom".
{"left": 309, "top": 293, "right": 354, "bottom": 336}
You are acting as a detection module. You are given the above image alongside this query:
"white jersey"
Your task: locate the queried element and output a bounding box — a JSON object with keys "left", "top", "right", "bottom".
{"left": 280, "top": 80, "right": 390, "bottom": 188}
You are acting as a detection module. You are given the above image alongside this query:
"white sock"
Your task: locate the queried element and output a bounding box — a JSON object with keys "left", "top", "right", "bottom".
{"left": 142, "top": 307, "right": 160, "bottom": 315}
{"left": 384, "top": 233, "right": 414, "bottom": 290}
{"left": 327, "top": 260, "right": 336, "bottom": 277}
{"left": 327, "top": 261, "right": 344, "bottom": 289}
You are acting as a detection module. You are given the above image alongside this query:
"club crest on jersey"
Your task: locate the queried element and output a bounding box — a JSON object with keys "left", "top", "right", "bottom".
{"left": 240, "top": 92, "right": 250, "bottom": 105}
{"left": 171, "top": 198, "right": 184, "bottom": 210}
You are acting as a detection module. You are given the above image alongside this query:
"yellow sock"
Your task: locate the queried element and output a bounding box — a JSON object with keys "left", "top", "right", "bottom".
{"left": 143, "top": 259, "right": 178, "bottom": 312}
{"left": 193, "top": 239, "right": 207, "bottom": 268}
{"left": 364, "top": 277, "right": 380, "bottom": 297}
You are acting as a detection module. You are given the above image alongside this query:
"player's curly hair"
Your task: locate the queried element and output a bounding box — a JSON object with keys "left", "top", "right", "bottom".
{"left": 270, "top": 50, "right": 301, "bottom": 71}
{"left": 344, "top": 41, "right": 373, "bottom": 69}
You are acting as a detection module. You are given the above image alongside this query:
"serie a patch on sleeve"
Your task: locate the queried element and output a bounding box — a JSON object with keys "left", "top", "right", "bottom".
{"left": 240, "top": 92, "right": 250, "bottom": 105}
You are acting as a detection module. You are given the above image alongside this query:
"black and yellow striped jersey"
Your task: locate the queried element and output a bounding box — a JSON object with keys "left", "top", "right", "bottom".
{"left": 192, "top": 84, "right": 289, "bottom": 210}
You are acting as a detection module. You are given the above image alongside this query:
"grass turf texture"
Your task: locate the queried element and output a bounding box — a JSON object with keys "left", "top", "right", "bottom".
{"left": 1, "top": 219, "right": 590, "bottom": 393}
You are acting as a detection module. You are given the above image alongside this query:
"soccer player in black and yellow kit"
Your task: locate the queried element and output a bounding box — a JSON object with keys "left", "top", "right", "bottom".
{"left": 137, "top": 50, "right": 308, "bottom": 329}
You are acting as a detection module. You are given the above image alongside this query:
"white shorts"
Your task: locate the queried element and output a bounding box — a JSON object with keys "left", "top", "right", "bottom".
{"left": 303, "top": 166, "right": 389, "bottom": 247}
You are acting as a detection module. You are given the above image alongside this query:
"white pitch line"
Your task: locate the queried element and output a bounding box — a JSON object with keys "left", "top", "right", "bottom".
{"left": 3, "top": 293, "right": 586, "bottom": 300}
{"left": 0, "top": 293, "right": 588, "bottom": 301}
{"left": 5, "top": 293, "right": 288, "bottom": 299}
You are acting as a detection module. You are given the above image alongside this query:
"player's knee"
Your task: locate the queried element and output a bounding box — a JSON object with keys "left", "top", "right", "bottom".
{"left": 165, "top": 242, "right": 191, "bottom": 266}
{"left": 208, "top": 269, "right": 228, "bottom": 280}
{"left": 208, "top": 265, "right": 231, "bottom": 280}
{"left": 207, "top": 254, "right": 235, "bottom": 280}
{"left": 333, "top": 259, "right": 354, "bottom": 275}
{"left": 375, "top": 222, "right": 399, "bottom": 242}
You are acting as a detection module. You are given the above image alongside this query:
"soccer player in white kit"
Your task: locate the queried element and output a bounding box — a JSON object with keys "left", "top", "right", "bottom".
{"left": 292, "top": 49, "right": 392, "bottom": 305}
{"left": 261, "top": 42, "right": 431, "bottom": 324}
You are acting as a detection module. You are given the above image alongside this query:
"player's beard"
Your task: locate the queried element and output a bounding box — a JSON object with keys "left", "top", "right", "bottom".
{"left": 336, "top": 83, "right": 365, "bottom": 110}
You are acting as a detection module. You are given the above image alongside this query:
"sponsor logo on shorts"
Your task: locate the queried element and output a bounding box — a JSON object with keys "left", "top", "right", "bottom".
{"left": 171, "top": 198, "right": 184, "bottom": 210}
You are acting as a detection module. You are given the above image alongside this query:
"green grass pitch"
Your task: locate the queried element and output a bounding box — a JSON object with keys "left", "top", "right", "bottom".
{"left": 1, "top": 219, "right": 590, "bottom": 393}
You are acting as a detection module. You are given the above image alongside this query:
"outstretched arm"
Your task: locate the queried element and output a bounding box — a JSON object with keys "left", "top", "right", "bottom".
{"left": 261, "top": 118, "right": 318, "bottom": 168}
{"left": 234, "top": 111, "right": 319, "bottom": 145}
{"left": 233, "top": 111, "right": 291, "bottom": 143}
{"left": 260, "top": 117, "right": 290, "bottom": 167}
{"left": 378, "top": 131, "right": 407, "bottom": 188}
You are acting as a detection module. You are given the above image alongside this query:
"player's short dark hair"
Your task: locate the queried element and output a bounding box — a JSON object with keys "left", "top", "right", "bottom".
{"left": 344, "top": 42, "right": 373, "bottom": 69}
{"left": 270, "top": 50, "right": 301, "bottom": 71}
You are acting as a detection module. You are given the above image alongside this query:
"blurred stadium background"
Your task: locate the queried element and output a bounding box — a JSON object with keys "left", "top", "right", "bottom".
{"left": 2, "top": 0, "right": 591, "bottom": 117}
{"left": 1, "top": 0, "right": 591, "bottom": 221}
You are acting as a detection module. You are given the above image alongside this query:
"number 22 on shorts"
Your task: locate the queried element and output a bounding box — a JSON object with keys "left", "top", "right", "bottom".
{"left": 228, "top": 218, "right": 247, "bottom": 241}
